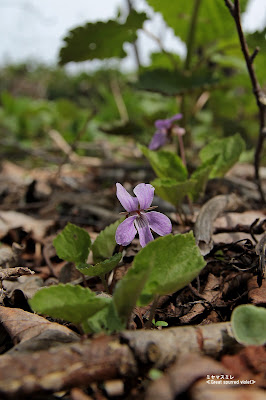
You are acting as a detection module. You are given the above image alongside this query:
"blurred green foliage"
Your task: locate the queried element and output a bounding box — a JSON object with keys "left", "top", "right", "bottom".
{"left": 0, "top": 0, "right": 265, "bottom": 166}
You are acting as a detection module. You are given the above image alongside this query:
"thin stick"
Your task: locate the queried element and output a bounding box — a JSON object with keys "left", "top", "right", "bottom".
{"left": 177, "top": 134, "right": 186, "bottom": 167}
{"left": 224, "top": 0, "right": 265, "bottom": 203}
{"left": 146, "top": 294, "right": 160, "bottom": 329}
{"left": 110, "top": 76, "right": 129, "bottom": 122}
{"left": 184, "top": 0, "right": 202, "bottom": 71}
{"left": 181, "top": 0, "right": 202, "bottom": 145}
{"left": 126, "top": 0, "right": 141, "bottom": 69}
{"left": 100, "top": 274, "right": 110, "bottom": 294}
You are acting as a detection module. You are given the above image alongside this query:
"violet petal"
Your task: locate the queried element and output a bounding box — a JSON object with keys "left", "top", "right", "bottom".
{"left": 135, "top": 214, "right": 154, "bottom": 247}
{"left": 146, "top": 211, "right": 172, "bottom": 236}
{"left": 133, "top": 183, "right": 154, "bottom": 210}
{"left": 149, "top": 131, "right": 167, "bottom": 150}
{"left": 169, "top": 113, "right": 183, "bottom": 123}
{"left": 155, "top": 119, "right": 171, "bottom": 130}
{"left": 115, "top": 215, "right": 137, "bottom": 246}
{"left": 116, "top": 183, "right": 138, "bottom": 212}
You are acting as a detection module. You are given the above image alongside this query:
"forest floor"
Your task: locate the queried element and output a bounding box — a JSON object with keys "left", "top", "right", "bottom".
{"left": 0, "top": 155, "right": 265, "bottom": 400}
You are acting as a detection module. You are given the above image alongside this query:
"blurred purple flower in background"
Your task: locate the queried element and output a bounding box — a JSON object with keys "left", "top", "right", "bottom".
{"left": 115, "top": 183, "right": 172, "bottom": 247}
{"left": 149, "top": 113, "right": 185, "bottom": 150}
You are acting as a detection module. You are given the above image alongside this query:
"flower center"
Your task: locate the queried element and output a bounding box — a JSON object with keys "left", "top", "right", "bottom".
{"left": 136, "top": 213, "right": 147, "bottom": 228}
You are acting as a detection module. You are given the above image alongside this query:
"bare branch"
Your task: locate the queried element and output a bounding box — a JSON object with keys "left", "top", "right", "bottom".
{"left": 250, "top": 46, "right": 260, "bottom": 64}
{"left": 225, "top": 0, "right": 265, "bottom": 203}
{"left": 224, "top": 0, "right": 235, "bottom": 16}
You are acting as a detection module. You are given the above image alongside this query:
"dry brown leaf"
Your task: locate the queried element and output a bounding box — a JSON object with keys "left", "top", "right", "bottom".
{"left": 194, "top": 194, "right": 241, "bottom": 255}
{"left": 248, "top": 276, "right": 266, "bottom": 305}
{"left": 180, "top": 273, "right": 221, "bottom": 324}
{"left": 0, "top": 306, "right": 79, "bottom": 345}
{"left": 0, "top": 267, "right": 34, "bottom": 281}
{"left": 3, "top": 275, "right": 43, "bottom": 301}
{"left": 222, "top": 346, "right": 266, "bottom": 388}
{"left": 0, "top": 210, "right": 54, "bottom": 241}
{"left": 0, "top": 243, "right": 25, "bottom": 268}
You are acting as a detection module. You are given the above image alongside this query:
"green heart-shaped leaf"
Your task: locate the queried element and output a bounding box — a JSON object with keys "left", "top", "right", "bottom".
{"left": 59, "top": 10, "right": 147, "bottom": 65}
{"left": 77, "top": 253, "right": 122, "bottom": 277}
{"left": 29, "top": 284, "right": 110, "bottom": 325}
{"left": 136, "top": 232, "right": 206, "bottom": 305}
{"left": 53, "top": 223, "right": 91, "bottom": 264}
{"left": 151, "top": 178, "right": 195, "bottom": 207}
{"left": 199, "top": 133, "right": 245, "bottom": 178}
{"left": 92, "top": 220, "right": 123, "bottom": 263}
{"left": 139, "top": 145, "right": 188, "bottom": 181}
{"left": 113, "top": 232, "right": 205, "bottom": 323}
{"left": 231, "top": 304, "right": 266, "bottom": 345}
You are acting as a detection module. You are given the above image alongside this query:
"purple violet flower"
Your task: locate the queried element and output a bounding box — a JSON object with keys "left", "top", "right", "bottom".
{"left": 149, "top": 113, "right": 184, "bottom": 150}
{"left": 115, "top": 183, "right": 172, "bottom": 247}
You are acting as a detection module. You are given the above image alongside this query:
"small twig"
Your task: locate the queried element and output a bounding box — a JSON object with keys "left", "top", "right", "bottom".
{"left": 255, "top": 232, "right": 266, "bottom": 280}
{"left": 49, "top": 130, "right": 101, "bottom": 168}
{"left": 250, "top": 46, "right": 260, "bottom": 64}
{"left": 49, "top": 108, "right": 98, "bottom": 176}
{"left": 224, "top": 0, "right": 266, "bottom": 203}
{"left": 146, "top": 294, "right": 160, "bottom": 329}
{"left": 42, "top": 242, "right": 57, "bottom": 277}
{"left": 177, "top": 134, "right": 186, "bottom": 167}
{"left": 110, "top": 76, "right": 129, "bottom": 123}
{"left": 99, "top": 274, "right": 110, "bottom": 294}
{"left": 142, "top": 28, "right": 179, "bottom": 70}
{"left": 0, "top": 267, "right": 34, "bottom": 280}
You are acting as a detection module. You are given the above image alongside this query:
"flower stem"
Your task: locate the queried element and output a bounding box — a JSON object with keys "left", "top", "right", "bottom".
{"left": 146, "top": 294, "right": 160, "bottom": 329}
{"left": 184, "top": 0, "right": 202, "bottom": 71}
{"left": 177, "top": 134, "right": 186, "bottom": 167}
{"left": 100, "top": 274, "right": 109, "bottom": 294}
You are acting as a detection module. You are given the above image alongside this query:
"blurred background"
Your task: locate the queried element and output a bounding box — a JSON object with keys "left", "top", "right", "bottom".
{"left": 0, "top": 0, "right": 265, "bottom": 69}
{"left": 0, "top": 0, "right": 265, "bottom": 169}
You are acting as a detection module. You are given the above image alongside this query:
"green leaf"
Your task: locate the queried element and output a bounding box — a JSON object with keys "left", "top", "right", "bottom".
{"left": 139, "top": 145, "right": 188, "bottom": 181}
{"left": 190, "top": 160, "right": 214, "bottom": 200}
{"left": 84, "top": 302, "right": 125, "bottom": 334}
{"left": 53, "top": 223, "right": 91, "bottom": 264}
{"left": 92, "top": 219, "right": 122, "bottom": 263}
{"left": 148, "top": 368, "right": 164, "bottom": 380}
{"left": 231, "top": 304, "right": 266, "bottom": 346}
{"left": 113, "top": 233, "right": 205, "bottom": 319}
{"left": 77, "top": 253, "right": 122, "bottom": 277}
{"left": 146, "top": 0, "right": 248, "bottom": 47}
{"left": 59, "top": 10, "right": 147, "bottom": 65}
{"left": 113, "top": 252, "right": 154, "bottom": 324}
{"left": 154, "top": 320, "right": 168, "bottom": 327}
{"left": 150, "top": 52, "right": 182, "bottom": 69}
{"left": 29, "top": 284, "right": 111, "bottom": 325}
{"left": 151, "top": 178, "right": 195, "bottom": 207}
{"left": 199, "top": 133, "right": 245, "bottom": 178}
{"left": 135, "top": 68, "right": 219, "bottom": 96}
{"left": 136, "top": 232, "right": 206, "bottom": 306}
